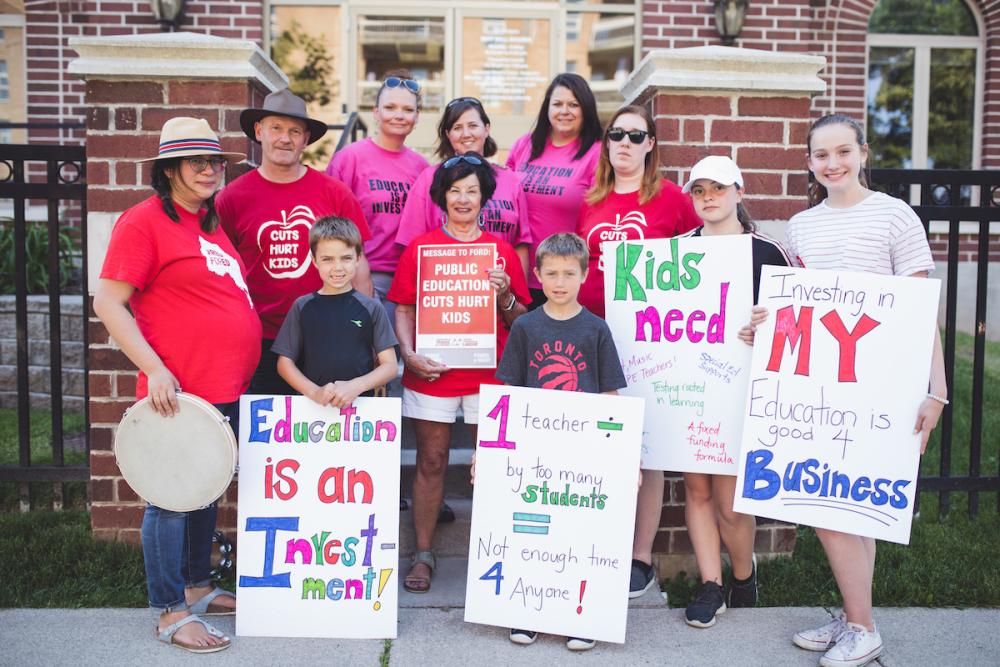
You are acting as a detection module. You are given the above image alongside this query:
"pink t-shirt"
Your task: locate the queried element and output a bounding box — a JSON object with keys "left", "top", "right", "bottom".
{"left": 506, "top": 133, "right": 601, "bottom": 288}
{"left": 575, "top": 181, "right": 701, "bottom": 318}
{"left": 326, "top": 138, "right": 428, "bottom": 272}
{"left": 395, "top": 163, "right": 532, "bottom": 251}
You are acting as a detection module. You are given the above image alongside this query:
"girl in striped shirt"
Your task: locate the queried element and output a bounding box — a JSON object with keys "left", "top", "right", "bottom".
{"left": 787, "top": 114, "right": 947, "bottom": 667}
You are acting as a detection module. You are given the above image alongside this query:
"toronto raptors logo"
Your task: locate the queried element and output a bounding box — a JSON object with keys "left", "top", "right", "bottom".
{"left": 585, "top": 210, "right": 648, "bottom": 272}
{"left": 529, "top": 340, "right": 588, "bottom": 391}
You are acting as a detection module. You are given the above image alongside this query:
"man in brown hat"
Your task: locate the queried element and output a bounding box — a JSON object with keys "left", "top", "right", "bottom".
{"left": 218, "top": 88, "right": 373, "bottom": 394}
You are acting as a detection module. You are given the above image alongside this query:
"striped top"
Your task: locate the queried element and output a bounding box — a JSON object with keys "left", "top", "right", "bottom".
{"left": 786, "top": 191, "right": 935, "bottom": 277}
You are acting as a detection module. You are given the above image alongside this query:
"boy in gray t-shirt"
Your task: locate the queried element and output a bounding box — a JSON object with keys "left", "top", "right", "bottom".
{"left": 495, "top": 233, "right": 626, "bottom": 651}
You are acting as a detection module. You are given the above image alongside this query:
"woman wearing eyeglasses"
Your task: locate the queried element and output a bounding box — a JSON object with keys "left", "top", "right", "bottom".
{"left": 93, "top": 117, "right": 260, "bottom": 653}
{"left": 574, "top": 105, "right": 700, "bottom": 600}
{"left": 326, "top": 69, "right": 429, "bottom": 327}
{"left": 506, "top": 73, "right": 603, "bottom": 308}
{"left": 396, "top": 96, "right": 532, "bottom": 278}
{"left": 388, "top": 154, "right": 530, "bottom": 594}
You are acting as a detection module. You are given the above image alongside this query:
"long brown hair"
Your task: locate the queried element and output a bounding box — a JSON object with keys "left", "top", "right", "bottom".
{"left": 806, "top": 114, "right": 870, "bottom": 207}
{"left": 586, "top": 105, "right": 662, "bottom": 206}
{"left": 151, "top": 158, "right": 218, "bottom": 233}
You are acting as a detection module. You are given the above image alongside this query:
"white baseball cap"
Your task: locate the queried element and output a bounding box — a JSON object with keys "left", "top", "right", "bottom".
{"left": 681, "top": 155, "right": 744, "bottom": 193}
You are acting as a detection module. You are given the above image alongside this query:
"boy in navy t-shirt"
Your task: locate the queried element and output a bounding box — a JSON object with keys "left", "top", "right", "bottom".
{"left": 495, "top": 233, "right": 627, "bottom": 651}
{"left": 273, "top": 217, "right": 398, "bottom": 407}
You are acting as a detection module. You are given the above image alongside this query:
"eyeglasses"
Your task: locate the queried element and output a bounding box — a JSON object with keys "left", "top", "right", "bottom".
{"left": 446, "top": 97, "right": 483, "bottom": 109}
{"left": 186, "top": 156, "right": 228, "bottom": 173}
{"left": 383, "top": 76, "right": 420, "bottom": 94}
{"left": 443, "top": 154, "right": 484, "bottom": 168}
{"left": 606, "top": 128, "right": 650, "bottom": 145}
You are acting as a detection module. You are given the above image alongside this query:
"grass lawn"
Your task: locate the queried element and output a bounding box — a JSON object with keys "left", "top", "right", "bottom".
{"left": 0, "top": 408, "right": 88, "bottom": 511}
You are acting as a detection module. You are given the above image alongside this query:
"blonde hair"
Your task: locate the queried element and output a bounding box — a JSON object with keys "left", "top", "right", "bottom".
{"left": 586, "top": 105, "right": 662, "bottom": 207}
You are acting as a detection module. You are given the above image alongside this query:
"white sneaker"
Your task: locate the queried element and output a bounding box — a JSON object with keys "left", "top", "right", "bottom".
{"left": 793, "top": 613, "right": 848, "bottom": 651}
{"left": 819, "top": 622, "right": 883, "bottom": 667}
{"left": 565, "top": 637, "right": 596, "bottom": 651}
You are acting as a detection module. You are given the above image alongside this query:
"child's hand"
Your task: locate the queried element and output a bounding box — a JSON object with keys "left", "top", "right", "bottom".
{"left": 470, "top": 451, "right": 477, "bottom": 485}
{"left": 310, "top": 383, "right": 337, "bottom": 406}
{"left": 330, "top": 379, "right": 364, "bottom": 408}
{"left": 738, "top": 306, "right": 769, "bottom": 346}
{"left": 914, "top": 396, "right": 945, "bottom": 455}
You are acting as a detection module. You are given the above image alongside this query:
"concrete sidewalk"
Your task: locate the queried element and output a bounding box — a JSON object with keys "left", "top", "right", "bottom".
{"left": 2, "top": 560, "right": 998, "bottom": 667}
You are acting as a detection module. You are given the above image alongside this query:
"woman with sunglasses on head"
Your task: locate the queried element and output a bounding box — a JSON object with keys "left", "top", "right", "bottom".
{"left": 326, "top": 69, "right": 429, "bottom": 326}
{"left": 507, "top": 73, "right": 603, "bottom": 308}
{"left": 93, "top": 118, "right": 261, "bottom": 654}
{"left": 574, "top": 104, "right": 700, "bottom": 600}
{"left": 396, "top": 96, "right": 532, "bottom": 278}
{"left": 675, "top": 156, "right": 790, "bottom": 630}
{"left": 388, "top": 153, "right": 530, "bottom": 594}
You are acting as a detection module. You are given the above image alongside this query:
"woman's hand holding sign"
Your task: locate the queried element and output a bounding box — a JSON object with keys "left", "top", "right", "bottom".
{"left": 405, "top": 350, "right": 450, "bottom": 383}
{"left": 738, "top": 305, "right": 769, "bottom": 346}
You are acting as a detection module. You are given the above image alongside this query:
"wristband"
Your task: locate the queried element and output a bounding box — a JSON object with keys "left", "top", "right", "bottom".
{"left": 501, "top": 293, "right": 516, "bottom": 311}
{"left": 927, "top": 393, "right": 949, "bottom": 406}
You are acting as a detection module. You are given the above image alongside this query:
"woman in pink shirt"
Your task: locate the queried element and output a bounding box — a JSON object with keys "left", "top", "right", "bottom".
{"left": 327, "top": 69, "right": 429, "bottom": 325}
{"left": 396, "top": 97, "right": 532, "bottom": 279}
{"left": 506, "top": 73, "right": 603, "bottom": 307}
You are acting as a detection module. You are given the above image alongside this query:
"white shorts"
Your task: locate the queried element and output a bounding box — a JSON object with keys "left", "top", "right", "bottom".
{"left": 402, "top": 388, "right": 480, "bottom": 424}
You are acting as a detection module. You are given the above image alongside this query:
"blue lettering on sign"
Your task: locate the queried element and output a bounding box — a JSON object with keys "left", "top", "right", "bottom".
{"left": 248, "top": 398, "right": 274, "bottom": 443}
{"left": 239, "top": 516, "right": 298, "bottom": 588}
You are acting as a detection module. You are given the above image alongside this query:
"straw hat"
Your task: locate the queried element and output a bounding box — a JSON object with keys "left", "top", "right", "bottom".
{"left": 239, "top": 88, "right": 328, "bottom": 145}
{"left": 138, "top": 117, "right": 246, "bottom": 163}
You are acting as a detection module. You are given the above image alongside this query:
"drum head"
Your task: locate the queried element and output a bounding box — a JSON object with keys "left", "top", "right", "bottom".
{"left": 114, "top": 393, "right": 237, "bottom": 512}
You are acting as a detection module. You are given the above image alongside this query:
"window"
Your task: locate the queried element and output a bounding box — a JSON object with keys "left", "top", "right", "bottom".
{"left": 866, "top": 0, "right": 983, "bottom": 169}
{"left": 0, "top": 61, "right": 8, "bottom": 102}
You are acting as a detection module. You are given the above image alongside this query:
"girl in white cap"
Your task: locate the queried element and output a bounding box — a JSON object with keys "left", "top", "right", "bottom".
{"left": 676, "top": 155, "right": 791, "bottom": 629}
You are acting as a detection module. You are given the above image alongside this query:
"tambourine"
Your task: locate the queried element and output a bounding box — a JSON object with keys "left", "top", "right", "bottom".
{"left": 114, "top": 392, "right": 237, "bottom": 512}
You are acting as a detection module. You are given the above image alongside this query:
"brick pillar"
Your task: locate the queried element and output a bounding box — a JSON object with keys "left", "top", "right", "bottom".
{"left": 70, "top": 32, "right": 287, "bottom": 543}
{"left": 620, "top": 46, "right": 826, "bottom": 575}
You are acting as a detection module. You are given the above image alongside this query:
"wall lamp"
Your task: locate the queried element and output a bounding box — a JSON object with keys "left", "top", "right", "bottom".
{"left": 714, "top": 0, "right": 749, "bottom": 46}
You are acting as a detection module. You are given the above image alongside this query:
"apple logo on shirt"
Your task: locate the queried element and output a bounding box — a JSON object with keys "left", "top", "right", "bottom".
{"left": 586, "top": 210, "right": 648, "bottom": 272}
{"left": 199, "top": 236, "right": 254, "bottom": 307}
{"left": 255, "top": 204, "right": 316, "bottom": 279}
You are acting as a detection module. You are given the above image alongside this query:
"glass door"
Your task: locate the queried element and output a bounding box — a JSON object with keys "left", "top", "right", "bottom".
{"left": 454, "top": 7, "right": 560, "bottom": 158}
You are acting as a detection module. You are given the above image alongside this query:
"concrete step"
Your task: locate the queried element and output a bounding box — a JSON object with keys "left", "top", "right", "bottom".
{"left": 398, "top": 498, "right": 472, "bottom": 558}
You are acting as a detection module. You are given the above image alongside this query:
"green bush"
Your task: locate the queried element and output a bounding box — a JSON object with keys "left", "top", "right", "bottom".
{"left": 0, "top": 219, "right": 80, "bottom": 295}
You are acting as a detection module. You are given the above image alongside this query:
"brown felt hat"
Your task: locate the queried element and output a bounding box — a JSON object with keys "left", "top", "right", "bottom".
{"left": 239, "top": 88, "right": 328, "bottom": 146}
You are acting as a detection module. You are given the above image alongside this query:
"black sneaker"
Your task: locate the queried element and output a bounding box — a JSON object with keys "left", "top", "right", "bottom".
{"left": 685, "top": 581, "right": 726, "bottom": 628}
{"left": 437, "top": 501, "right": 456, "bottom": 524}
{"left": 727, "top": 556, "right": 758, "bottom": 608}
{"left": 509, "top": 628, "right": 537, "bottom": 645}
{"left": 628, "top": 559, "right": 657, "bottom": 599}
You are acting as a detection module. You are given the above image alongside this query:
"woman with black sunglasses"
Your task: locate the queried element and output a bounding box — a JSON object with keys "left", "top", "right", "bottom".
{"left": 326, "top": 69, "right": 428, "bottom": 329}
{"left": 388, "top": 153, "right": 529, "bottom": 594}
{"left": 574, "top": 105, "right": 700, "bottom": 601}
{"left": 396, "top": 96, "right": 532, "bottom": 279}
{"left": 506, "top": 73, "right": 603, "bottom": 308}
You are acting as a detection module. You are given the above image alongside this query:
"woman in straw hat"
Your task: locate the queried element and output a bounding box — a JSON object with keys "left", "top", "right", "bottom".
{"left": 94, "top": 117, "right": 261, "bottom": 653}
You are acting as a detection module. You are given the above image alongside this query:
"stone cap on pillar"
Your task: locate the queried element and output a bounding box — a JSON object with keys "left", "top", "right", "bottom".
{"left": 621, "top": 46, "right": 826, "bottom": 105}
{"left": 68, "top": 31, "right": 287, "bottom": 91}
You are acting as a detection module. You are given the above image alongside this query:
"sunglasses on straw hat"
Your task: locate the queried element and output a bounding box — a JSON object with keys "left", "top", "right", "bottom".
{"left": 138, "top": 117, "right": 246, "bottom": 163}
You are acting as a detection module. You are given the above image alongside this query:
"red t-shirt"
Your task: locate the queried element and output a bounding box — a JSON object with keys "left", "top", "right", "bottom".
{"left": 100, "top": 196, "right": 262, "bottom": 403}
{"left": 216, "top": 167, "right": 371, "bottom": 339}
{"left": 387, "top": 228, "right": 531, "bottom": 397}
{"left": 575, "top": 180, "right": 701, "bottom": 318}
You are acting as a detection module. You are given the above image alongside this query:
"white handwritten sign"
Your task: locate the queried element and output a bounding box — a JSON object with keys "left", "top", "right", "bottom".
{"left": 733, "top": 266, "right": 940, "bottom": 544}
{"left": 604, "top": 235, "right": 753, "bottom": 473}
{"left": 464, "top": 385, "right": 644, "bottom": 643}
{"left": 236, "top": 396, "right": 401, "bottom": 637}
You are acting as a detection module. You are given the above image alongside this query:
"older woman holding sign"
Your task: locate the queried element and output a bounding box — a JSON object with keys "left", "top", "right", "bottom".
{"left": 388, "top": 154, "right": 530, "bottom": 593}
{"left": 94, "top": 117, "right": 261, "bottom": 653}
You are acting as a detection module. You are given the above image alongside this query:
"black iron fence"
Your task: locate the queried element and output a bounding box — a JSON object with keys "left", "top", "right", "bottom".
{"left": 871, "top": 168, "right": 1000, "bottom": 518}
{"left": 0, "top": 142, "right": 89, "bottom": 511}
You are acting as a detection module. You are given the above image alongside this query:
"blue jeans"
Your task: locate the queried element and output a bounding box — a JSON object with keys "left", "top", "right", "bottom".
{"left": 142, "top": 400, "right": 239, "bottom": 611}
